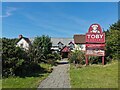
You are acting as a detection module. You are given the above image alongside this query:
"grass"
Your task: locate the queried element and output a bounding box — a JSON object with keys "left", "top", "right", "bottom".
{"left": 70, "top": 60, "right": 118, "bottom": 88}
{"left": 2, "top": 63, "right": 52, "bottom": 88}
{"left": 0, "top": 80, "right": 1, "bottom": 90}
{"left": 40, "top": 63, "right": 52, "bottom": 70}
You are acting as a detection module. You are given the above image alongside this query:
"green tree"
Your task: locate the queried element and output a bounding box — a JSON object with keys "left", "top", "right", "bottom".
{"left": 31, "top": 35, "right": 52, "bottom": 63}
{"left": 2, "top": 38, "right": 43, "bottom": 77}
{"left": 2, "top": 38, "right": 27, "bottom": 77}
{"left": 105, "top": 20, "right": 120, "bottom": 60}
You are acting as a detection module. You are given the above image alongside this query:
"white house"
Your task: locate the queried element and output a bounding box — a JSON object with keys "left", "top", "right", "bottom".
{"left": 16, "top": 35, "right": 31, "bottom": 50}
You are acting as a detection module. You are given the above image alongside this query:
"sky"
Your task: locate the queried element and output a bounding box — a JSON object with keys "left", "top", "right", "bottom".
{"left": 1, "top": 2, "right": 118, "bottom": 38}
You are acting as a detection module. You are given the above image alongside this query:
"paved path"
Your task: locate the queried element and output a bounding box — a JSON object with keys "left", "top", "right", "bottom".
{"left": 38, "top": 60, "right": 70, "bottom": 88}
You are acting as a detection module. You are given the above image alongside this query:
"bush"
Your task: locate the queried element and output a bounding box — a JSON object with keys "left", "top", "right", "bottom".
{"left": 68, "top": 50, "right": 85, "bottom": 65}
{"left": 2, "top": 38, "right": 44, "bottom": 77}
{"left": 14, "top": 62, "right": 43, "bottom": 77}
{"left": 89, "top": 56, "right": 99, "bottom": 64}
{"left": 47, "top": 52, "right": 61, "bottom": 66}
{"left": 53, "top": 52, "right": 61, "bottom": 60}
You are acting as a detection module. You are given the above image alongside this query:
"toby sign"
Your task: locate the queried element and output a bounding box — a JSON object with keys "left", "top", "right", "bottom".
{"left": 86, "top": 24, "right": 105, "bottom": 43}
{"left": 85, "top": 24, "right": 105, "bottom": 65}
{"left": 86, "top": 33, "right": 105, "bottom": 43}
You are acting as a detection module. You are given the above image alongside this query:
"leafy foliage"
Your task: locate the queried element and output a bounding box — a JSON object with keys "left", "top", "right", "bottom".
{"left": 68, "top": 50, "right": 85, "bottom": 65}
{"left": 105, "top": 20, "right": 120, "bottom": 60}
{"left": 2, "top": 35, "right": 58, "bottom": 77}
{"left": 2, "top": 38, "right": 43, "bottom": 77}
{"left": 88, "top": 56, "right": 102, "bottom": 64}
{"left": 47, "top": 52, "right": 61, "bottom": 65}
{"left": 29, "top": 35, "right": 52, "bottom": 63}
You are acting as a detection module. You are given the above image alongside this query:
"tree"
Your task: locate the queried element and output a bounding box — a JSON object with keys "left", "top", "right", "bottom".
{"left": 105, "top": 20, "right": 120, "bottom": 60}
{"left": 31, "top": 35, "right": 52, "bottom": 63}
{"left": 2, "top": 38, "right": 28, "bottom": 77}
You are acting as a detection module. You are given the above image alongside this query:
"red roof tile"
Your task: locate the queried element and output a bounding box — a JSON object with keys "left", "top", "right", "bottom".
{"left": 61, "top": 46, "right": 70, "bottom": 52}
{"left": 74, "top": 34, "right": 86, "bottom": 44}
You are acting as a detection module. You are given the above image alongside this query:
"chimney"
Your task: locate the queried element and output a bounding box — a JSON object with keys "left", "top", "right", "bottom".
{"left": 19, "top": 35, "right": 23, "bottom": 39}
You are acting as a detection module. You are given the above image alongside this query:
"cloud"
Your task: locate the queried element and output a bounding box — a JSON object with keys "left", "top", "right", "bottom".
{"left": 23, "top": 12, "right": 90, "bottom": 36}
{"left": 23, "top": 13, "right": 74, "bottom": 35}
{"left": 1, "top": 7, "right": 17, "bottom": 18}
{"left": 59, "top": 13, "right": 91, "bottom": 26}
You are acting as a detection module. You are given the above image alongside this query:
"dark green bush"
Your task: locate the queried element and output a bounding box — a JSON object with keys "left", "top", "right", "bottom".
{"left": 14, "top": 62, "right": 43, "bottom": 77}
{"left": 2, "top": 38, "right": 44, "bottom": 77}
{"left": 47, "top": 52, "right": 61, "bottom": 66}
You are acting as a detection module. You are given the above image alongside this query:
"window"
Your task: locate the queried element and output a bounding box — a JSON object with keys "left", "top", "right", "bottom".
{"left": 58, "top": 42, "right": 64, "bottom": 49}
{"left": 20, "top": 43, "right": 23, "bottom": 47}
{"left": 69, "top": 42, "right": 74, "bottom": 50}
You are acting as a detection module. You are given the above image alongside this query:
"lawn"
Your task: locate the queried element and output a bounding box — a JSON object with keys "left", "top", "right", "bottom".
{"left": 2, "top": 63, "right": 52, "bottom": 88}
{"left": 70, "top": 60, "right": 118, "bottom": 88}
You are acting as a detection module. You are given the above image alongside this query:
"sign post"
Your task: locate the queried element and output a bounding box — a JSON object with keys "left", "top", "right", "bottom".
{"left": 102, "top": 56, "right": 104, "bottom": 65}
{"left": 85, "top": 55, "right": 88, "bottom": 65}
{"left": 85, "top": 24, "right": 105, "bottom": 65}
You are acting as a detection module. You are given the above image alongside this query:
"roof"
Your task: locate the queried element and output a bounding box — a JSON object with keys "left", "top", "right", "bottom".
{"left": 74, "top": 34, "right": 86, "bottom": 44}
{"left": 61, "top": 46, "right": 70, "bottom": 52}
{"left": 17, "top": 37, "right": 31, "bottom": 45}
{"left": 51, "top": 37, "right": 74, "bottom": 46}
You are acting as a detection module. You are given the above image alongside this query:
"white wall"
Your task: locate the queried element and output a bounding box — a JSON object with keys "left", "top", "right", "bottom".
{"left": 74, "top": 44, "right": 86, "bottom": 51}
{"left": 16, "top": 38, "right": 29, "bottom": 50}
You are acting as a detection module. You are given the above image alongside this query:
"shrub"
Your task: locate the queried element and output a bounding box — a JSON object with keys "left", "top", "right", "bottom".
{"left": 68, "top": 50, "right": 85, "bottom": 65}
{"left": 47, "top": 52, "right": 61, "bottom": 66}
{"left": 2, "top": 38, "right": 44, "bottom": 77}
{"left": 89, "top": 56, "right": 99, "bottom": 64}
{"left": 14, "top": 61, "right": 43, "bottom": 77}
{"left": 53, "top": 52, "right": 61, "bottom": 60}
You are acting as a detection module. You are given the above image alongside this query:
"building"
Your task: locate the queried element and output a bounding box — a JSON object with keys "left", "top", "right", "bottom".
{"left": 74, "top": 34, "right": 86, "bottom": 51}
{"left": 16, "top": 35, "right": 31, "bottom": 50}
{"left": 16, "top": 35, "right": 87, "bottom": 58}
{"left": 51, "top": 37, "right": 74, "bottom": 58}
{"left": 51, "top": 37, "right": 74, "bottom": 52}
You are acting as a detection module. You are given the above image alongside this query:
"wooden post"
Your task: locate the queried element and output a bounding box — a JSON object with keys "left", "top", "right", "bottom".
{"left": 102, "top": 56, "right": 104, "bottom": 65}
{"left": 85, "top": 55, "right": 88, "bottom": 65}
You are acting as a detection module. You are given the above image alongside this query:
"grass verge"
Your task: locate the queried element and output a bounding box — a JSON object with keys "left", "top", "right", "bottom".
{"left": 2, "top": 63, "right": 52, "bottom": 88}
{"left": 70, "top": 60, "right": 118, "bottom": 88}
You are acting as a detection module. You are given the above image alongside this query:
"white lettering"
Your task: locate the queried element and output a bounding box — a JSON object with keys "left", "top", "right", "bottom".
{"left": 87, "top": 34, "right": 104, "bottom": 39}
{"left": 87, "top": 34, "right": 91, "bottom": 38}
{"left": 100, "top": 34, "right": 103, "bottom": 38}
{"left": 91, "top": 35, "right": 95, "bottom": 38}
{"left": 96, "top": 34, "right": 99, "bottom": 38}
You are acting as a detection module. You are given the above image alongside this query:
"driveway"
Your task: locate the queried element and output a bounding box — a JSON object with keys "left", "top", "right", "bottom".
{"left": 38, "top": 59, "right": 70, "bottom": 88}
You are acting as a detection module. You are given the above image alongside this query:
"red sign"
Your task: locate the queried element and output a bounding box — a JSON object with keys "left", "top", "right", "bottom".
{"left": 86, "top": 33, "right": 105, "bottom": 43}
{"left": 85, "top": 24, "right": 106, "bottom": 65}
{"left": 86, "top": 49, "right": 105, "bottom": 56}
{"left": 86, "top": 24, "right": 105, "bottom": 43}
{"left": 85, "top": 23, "right": 105, "bottom": 57}
{"left": 88, "top": 24, "right": 102, "bottom": 33}
{"left": 86, "top": 44, "right": 105, "bottom": 48}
